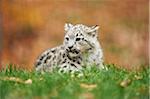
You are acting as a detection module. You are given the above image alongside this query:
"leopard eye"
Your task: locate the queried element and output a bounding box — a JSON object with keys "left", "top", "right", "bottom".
{"left": 76, "top": 38, "right": 81, "bottom": 41}
{"left": 65, "top": 37, "right": 69, "bottom": 41}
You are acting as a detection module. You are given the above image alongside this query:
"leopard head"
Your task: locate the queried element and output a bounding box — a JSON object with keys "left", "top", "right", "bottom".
{"left": 63, "top": 23, "right": 100, "bottom": 57}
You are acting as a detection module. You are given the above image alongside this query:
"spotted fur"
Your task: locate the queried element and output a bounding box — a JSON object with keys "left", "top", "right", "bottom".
{"left": 35, "top": 23, "right": 105, "bottom": 73}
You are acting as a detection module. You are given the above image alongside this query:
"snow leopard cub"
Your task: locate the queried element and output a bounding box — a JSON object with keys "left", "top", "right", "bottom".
{"left": 35, "top": 23, "right": 105, "bottom": 73}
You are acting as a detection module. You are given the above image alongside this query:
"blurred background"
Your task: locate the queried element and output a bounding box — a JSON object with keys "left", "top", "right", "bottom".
{"left": 0, "top": 0, "right": 149, "bottom": 70}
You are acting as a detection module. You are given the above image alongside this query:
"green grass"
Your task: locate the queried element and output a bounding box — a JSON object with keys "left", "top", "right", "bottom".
{"left": 0, "top": 64, "right": 149, "bottom": 99}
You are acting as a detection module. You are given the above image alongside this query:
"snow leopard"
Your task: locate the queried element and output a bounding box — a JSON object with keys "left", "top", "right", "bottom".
{"left": 35, "top": 23, "right": 105, "bottom": 73}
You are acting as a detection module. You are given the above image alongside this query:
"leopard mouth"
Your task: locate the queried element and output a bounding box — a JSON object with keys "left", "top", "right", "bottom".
{"left": 66, "top": 48, "right": 81, "bottom": 58}
{"left": 66, "top": 48, "right": 80, "bottom": 53}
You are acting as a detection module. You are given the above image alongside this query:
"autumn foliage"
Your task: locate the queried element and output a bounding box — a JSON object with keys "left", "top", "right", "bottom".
{"left": 1, "top": 0, "right": 148, "bottom": 70}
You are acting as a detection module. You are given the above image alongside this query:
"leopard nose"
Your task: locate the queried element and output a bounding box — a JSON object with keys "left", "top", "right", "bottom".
{"left": 68, "top": 46, "right": 73, "bottom": 49}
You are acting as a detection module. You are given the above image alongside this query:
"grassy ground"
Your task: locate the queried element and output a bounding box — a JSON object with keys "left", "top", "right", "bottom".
{"left": 0, "top": 64, "right": 149, "bottom": 99}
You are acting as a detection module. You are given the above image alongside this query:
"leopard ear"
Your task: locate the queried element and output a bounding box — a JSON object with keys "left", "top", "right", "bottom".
{"left": 91, "top": 25, "right": 99, "bottom": 31}
{"left": 64, "top": 23, "right": 73, "bottom": 31}
{"left": 87, "top": 25, "right": 99, "bottom": 37}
